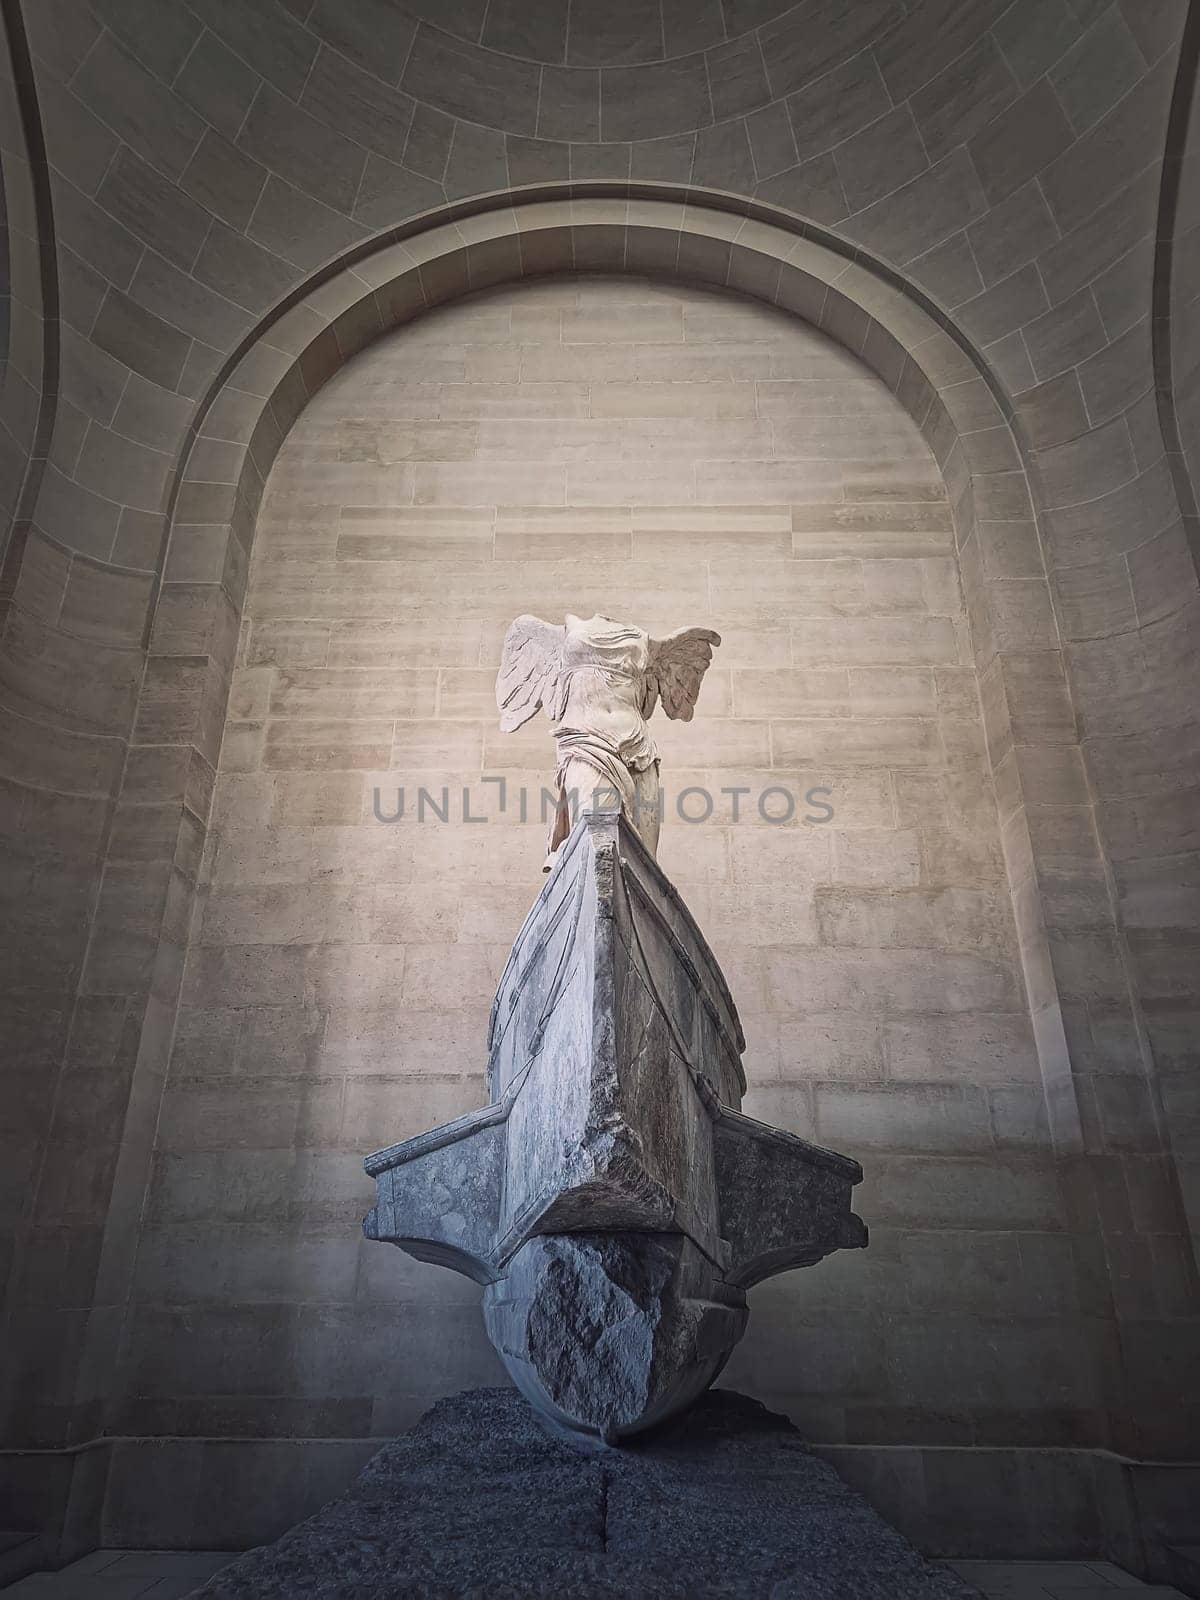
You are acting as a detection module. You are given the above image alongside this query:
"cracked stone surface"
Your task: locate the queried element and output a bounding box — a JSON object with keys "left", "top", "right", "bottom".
{"left": 366, "top": 813, "right": 866, "bottom": 1442}
{"left": 486, "top": 1232, "right": 746, "bottom": 1441}
{"left": 199, "top": 1387, "right": 981, "bottom": 1598}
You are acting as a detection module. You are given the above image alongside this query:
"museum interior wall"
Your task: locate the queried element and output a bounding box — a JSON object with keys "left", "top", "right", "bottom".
{"left": 137, "top": 271, "right": 1048, "bottom": 1509}
{"left": 0, "top": 0, "right": 1197, "bottom": 1577}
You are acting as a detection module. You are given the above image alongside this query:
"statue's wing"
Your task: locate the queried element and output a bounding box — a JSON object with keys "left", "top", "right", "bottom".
{"left": 644, "top": 627, "right": 721, "bottom": 721}
{"left": 496, "top": 614, "right": 565, "bottom": 732}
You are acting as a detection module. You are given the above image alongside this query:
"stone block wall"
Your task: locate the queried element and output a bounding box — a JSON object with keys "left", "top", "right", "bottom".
{"left": 0, "top": 0, "right": 1196, "bottom": 1566}
{"left": 124, "top": 274, "right": 1082, "bottom": 1458}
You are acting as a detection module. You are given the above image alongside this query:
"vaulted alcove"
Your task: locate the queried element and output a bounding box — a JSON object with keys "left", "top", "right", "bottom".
{"left": 125, "top": 269, "right": 1050, "bottom": 1518}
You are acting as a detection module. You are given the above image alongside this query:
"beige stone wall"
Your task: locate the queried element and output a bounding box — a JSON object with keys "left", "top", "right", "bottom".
{"left": 125, "top": 276, "right": 1084, "bottom": 1447}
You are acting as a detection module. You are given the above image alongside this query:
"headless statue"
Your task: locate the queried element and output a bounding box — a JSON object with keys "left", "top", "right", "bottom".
{"left": 496, "top": 612, "right": 721, "bottom": 871}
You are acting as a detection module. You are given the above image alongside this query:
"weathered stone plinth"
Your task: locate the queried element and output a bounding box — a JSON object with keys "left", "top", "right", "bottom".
{"left": 364, "top": 811, "right": 866, "bottom": 1441}
{"left": 200, "top": 1388, "right": 979, "bottom": 1598}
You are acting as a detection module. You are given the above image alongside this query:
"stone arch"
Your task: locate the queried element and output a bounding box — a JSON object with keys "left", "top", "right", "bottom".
{"left": 147, "top": 192, "right": 1074, "bottom": 1140}
{"left": 0, "top": 0, "right": 57, "bottom": 578}
{"left": 0, "top": 0, "right": 1194, "bottom": 1564}
{"left": 29, "top": 192, "right": 1198, "bottom": 1558}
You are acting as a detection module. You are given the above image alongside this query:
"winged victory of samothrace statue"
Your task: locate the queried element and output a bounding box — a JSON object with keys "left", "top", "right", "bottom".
{"left": 495, "top": 612, "right": 721, "bottom": 871}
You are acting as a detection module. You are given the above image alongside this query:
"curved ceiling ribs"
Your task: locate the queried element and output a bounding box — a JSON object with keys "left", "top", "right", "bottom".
{"left": 0, "top": 0, "right": 59, "bottom": 583}
{"left": 1153, "top": 0, "right": 1200, "bottom": 532}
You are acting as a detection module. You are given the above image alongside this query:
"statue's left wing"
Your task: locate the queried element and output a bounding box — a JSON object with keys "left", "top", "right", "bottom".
{"left": 496, "top": 614, "right": 565, "bottom": 732}
{"left": 643, "top": 627, "right": 722, "bottom": 721}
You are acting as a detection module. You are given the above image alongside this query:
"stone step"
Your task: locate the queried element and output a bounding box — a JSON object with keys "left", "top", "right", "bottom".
{"left": 0, "top": 1532, "right": 43, "bottom": 1589}
{"left": 1166, "top": 1543, "right": 1200, "bottom": 1600}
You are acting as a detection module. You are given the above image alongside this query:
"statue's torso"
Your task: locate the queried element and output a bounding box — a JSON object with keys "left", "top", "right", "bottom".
{"left": 551, "top": 615, "right": 657, "bottom": 770}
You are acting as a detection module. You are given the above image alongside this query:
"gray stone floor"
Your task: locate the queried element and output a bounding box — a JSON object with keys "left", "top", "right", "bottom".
{"left": 2, "top": 1550, "right": 235, "bottom": 1597}
{"left": 942, "top": 1561, "right": 1188, "bottom": 1598}
{"left": 1, "top": 1552, "right": 1190, "bottom": 1598}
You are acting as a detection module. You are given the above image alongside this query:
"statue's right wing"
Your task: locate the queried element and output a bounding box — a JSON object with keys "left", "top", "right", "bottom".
{"left": 496, "top": 614, "right": 565, "bottom": 732}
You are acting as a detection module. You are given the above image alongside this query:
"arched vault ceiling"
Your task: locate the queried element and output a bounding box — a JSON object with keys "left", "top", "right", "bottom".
{"left": 41, "top": 0, "right": 1183, "bottom": 250}
{"left": 180, "top": 0, "right": 1019, "bottom": 142}
{"left": 393, "top": 0, "right": 799, "bottom": 67}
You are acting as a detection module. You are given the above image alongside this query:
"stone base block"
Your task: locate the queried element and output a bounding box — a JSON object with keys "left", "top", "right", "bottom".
{"left": 197, "top": 1387, "right": 979, "bottom": 1598}
{"left": 7, "top": 1419, "right": 1197, "bottom": 1581}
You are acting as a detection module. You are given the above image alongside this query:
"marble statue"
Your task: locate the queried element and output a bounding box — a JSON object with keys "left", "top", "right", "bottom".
{"left": 495, "top": 612, "right": 721, "bottom": 867}
{"left": 365, "top": 805, "right": 867, "bottom": 1444}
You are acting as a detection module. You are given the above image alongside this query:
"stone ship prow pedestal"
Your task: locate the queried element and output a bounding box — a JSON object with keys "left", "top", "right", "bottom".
{"left": 365, "top": 809, "right": 866, "bottom": 1442}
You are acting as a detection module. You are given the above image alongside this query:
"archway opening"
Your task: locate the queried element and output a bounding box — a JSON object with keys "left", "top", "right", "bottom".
{"left": 130, "top": 271, "right": 1050, "bottom": 1470}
